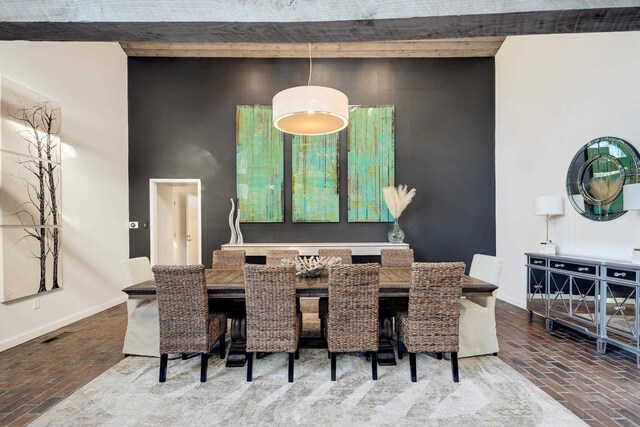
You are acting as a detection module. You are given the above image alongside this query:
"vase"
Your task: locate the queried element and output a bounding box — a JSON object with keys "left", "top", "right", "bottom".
{"left": 235, "top": 208, "right": 244, "bottom": 244}
{"left": 387, "top": 219, "right": 405, "bottom": 243}
{"left": 228, "top": 198, "right": 237, "bottom": 244}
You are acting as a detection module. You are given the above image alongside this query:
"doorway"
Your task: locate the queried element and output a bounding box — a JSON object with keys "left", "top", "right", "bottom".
{"left": 149, "top": 179, "right": 202, "bottom": 266}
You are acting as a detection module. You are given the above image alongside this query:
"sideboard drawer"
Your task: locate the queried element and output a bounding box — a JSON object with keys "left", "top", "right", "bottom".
{"left": 529, "top": 257, "right": 546, "bottom": 267}
{"left": 549, "top": 261, "right": 597, "bottom": 276}
{"left": 606, "top": 268, "right": 637, "bottom": 282}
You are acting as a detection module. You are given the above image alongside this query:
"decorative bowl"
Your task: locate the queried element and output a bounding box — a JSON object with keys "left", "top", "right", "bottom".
{"left": 281, "top": 256, "right": 342, "bottom": 277}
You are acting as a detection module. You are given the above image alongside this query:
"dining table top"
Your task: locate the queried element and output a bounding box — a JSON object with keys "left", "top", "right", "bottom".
{"left": 122, "top": 268, "right": 497, "bottom": 298}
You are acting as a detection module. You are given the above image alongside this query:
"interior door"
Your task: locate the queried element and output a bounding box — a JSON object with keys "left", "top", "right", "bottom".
{"left": 186, "top": 194, "right": 199, "bottom": 265}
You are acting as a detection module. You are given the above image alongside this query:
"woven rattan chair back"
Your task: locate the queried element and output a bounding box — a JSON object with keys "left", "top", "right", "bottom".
{"left": 380, "top": 249, "right": 414, "bottom": 268}
{"left": 153, "top": 265, "right": 209, "bottom": 354}
{"left": 408, "top": 262, "right": 465, "bottom": 352}
{"left": 243, "top": 264, "right": 299, "bottom": 353}
{"left": 266, "top": 249, "right": 299, "bottom": 266}
{"left": 318, "top": 249, "right": 352, "bottom": 264}
{"left": 327, "top": 264, "right": 380, "bottom": 353}
{"left": 212, "top": 249, "right": 246, "bottom": 269}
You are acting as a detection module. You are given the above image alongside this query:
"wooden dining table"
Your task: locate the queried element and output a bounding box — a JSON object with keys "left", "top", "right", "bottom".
{"left": 123, "top": 268, "right": 497, "bottom": 367}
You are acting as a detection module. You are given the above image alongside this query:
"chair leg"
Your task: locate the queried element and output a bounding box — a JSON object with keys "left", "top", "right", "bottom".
{"left": 398, "top": 340, "right": 404, "bottom": 359}
{"left": 246, "top": 352, "right": 254, "bottom": 382}
{"left": 371, "top": 352, "right": 378, "bottom": 380}
{"left": 331, "top": 353, "right": 337, "bottom": 381}
{"left": 219, "top": 334, "right": 226, "bottom": 359}
{"left": 320, "top": 318, "right": 326, "bottom": 338}
{"left": 200, "top": 353, "right": 209, "bottom": 382}
{"left": 436, "top": 352, "right": 443, "bottom": 360}
{"left": 328, "top": 350, "right": 331, "bottom": 359}
{"left": 493, "top": 352, "right": 498, "bottom": 356}
{"left": 409, "top": 352, "right": 417, "bottom": 382}
{"left": 159, "top": 354, "right": 168, "bottom": 383}
{"left": 451, "top": 351, "right": 459, "bottom": 383}
{"left": 295, "top": 345, "right": 300, "bottom": 360}
{"left": 288, "top": 352, "right": 295, "bottom": 383}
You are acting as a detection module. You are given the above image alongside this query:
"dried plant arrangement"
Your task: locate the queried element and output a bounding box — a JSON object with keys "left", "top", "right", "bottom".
{"left": 589, "top": 176, "right": 622, "bottom": 210}
{"left": 382, "top": 184, "right": 417, "bottom": 219}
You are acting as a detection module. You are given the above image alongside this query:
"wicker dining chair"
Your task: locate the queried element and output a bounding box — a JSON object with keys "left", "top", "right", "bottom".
{"left": 380, "top": 249, "right": 414, "bottom": 268}
{"left": 317, "top": 249, "right": 353, "bottom": 339}
{"left": 244, "top": 264, "right": 301, "bottom": 382}
{"left": 265, "top": 249, "right": 299, "bottom": 265}
{"left": 381, "top": 249, "right": 414, "bottom": 315}
{"left": 396, "top": 262, "right": 465, "bottom": 382}
{"left": 212, "top": 249, "right": 246, "bottom": 269}
{"left": 327, "top": 264, "right": 380, "bottom": 381}
{"left": 153, "top": 265, "right": 227, "bottom": 383}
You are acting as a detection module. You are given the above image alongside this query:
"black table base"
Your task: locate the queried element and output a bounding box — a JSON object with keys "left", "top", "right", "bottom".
{"left": 215, "top": 297, "right": 403, "bottom": 368}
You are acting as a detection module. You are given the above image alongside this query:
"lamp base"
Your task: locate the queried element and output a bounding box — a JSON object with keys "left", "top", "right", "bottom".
{"left": 538, "top": 243, "right": 557, "bottom": 255}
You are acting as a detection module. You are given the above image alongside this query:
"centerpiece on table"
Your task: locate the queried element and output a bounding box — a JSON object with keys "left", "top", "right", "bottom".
{"left": 382, "top": 184, "right": 417, "bottom": 243}
{"left": 281, "top": 256, "right": 342, "bottom": 278}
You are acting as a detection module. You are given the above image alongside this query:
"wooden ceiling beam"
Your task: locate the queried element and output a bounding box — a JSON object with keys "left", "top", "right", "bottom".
{"left": 0, "top": 8, "right": 639, "bottom": 43}
{"left": 120, "top": 38, "right": 506, "bottom": 58}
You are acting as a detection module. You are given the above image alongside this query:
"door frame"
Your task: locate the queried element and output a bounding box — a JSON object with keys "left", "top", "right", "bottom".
{"left": 149, "top": 178, "right": 202, "bottom": 266}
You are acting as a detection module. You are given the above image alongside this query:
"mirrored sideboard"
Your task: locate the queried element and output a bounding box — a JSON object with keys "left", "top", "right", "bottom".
{"left": 526, "top": 253, "right": 639, "bottom": 367}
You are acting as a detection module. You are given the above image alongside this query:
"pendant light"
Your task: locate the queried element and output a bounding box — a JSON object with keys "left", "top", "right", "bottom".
{"left": 272, "top": 44, "right": 349, "bottom": 136}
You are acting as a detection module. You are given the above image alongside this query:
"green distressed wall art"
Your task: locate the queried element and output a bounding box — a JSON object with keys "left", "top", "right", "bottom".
{"left": 347, "top": 105, "right": 395, "bottom": 222}
{"left": 292, "top": 133, "right": 340, "bottom": 222}
{"left": 236, "top": 105, "right": 284, "bottom": 223}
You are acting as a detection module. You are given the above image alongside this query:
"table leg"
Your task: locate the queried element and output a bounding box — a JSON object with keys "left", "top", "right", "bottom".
{"left": 226, "top": 316, "right": 247, "bottom": 367}
{"left": 377, "top": 314, "right": 397, "bottom": 366}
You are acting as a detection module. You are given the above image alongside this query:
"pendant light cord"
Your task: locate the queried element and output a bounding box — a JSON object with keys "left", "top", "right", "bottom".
{"left": 308, "top": 43, "right": 312, "bottom": 86}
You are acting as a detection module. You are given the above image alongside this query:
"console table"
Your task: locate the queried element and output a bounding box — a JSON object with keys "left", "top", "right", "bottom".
{"left": 221, "top": 242, "right": 410, "bottom": 256}
{"left": 526, "top": 253, "right": 639, "bottom": 367}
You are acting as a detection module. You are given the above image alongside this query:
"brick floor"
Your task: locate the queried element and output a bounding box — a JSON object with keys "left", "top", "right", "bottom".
{"left": 495, "top": 300, "right": 639, "bottom": 427}
{"left": 0, "top": 304, "right": 127, "bottom": 426}
{"left": 0, "top": 300, "right": 638, "bottom": 426}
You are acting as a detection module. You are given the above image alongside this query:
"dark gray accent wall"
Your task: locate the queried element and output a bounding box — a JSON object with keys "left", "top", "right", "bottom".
{"left": 128, "top": 57, "right": 495, "bottom": 269}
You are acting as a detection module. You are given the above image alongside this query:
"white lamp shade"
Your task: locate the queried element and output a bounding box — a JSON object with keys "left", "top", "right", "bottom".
{"left": 623, "top": 183, "right": 640, "bottom": 210}
{"left": 272, "top": 85, "right": 349, "bottom": 135}
{"left": 534, "top": 195, "right": 564, "bottom": 216}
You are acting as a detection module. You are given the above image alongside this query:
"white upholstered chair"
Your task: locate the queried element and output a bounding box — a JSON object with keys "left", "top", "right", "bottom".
{"left": 458, "top": 254, "right": 504, "bottom": 358}
{"left": 122, "top": 257, "right": 159, "bottom": 357}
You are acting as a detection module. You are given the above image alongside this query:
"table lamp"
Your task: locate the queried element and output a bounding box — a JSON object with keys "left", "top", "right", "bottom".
{"left": 534, "top": 195, "right": 564, "bottom": 254}
{"left": 623, "top": 183, "right": 640, "bottom": 263}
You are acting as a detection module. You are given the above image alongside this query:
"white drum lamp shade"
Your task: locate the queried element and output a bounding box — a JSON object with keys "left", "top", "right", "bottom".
{"left": 623, "top": 183, "right": 640, "bottom": 210}
{"left": 272, "top": 85, "right": 349, "bottom": 135}
{"left": 534, "top": 196, "right": 564, "bottom": 216}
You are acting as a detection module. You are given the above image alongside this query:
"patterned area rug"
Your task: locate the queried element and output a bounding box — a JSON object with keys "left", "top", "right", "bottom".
{"left": 31, "top": 347, "right": 585, "bottom": 426}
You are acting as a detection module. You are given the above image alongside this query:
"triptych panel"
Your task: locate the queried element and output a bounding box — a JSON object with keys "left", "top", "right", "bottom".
{"left": 236, "top": 105, "right": 284, "bottom": 223}
{"left": 292, "top": 133, "right": 339, "bottom": 223}
{"left": 235, "top": 105, "right": 395, "bottom": 224}
{"left": 0, "top": 76, "right": 62, "bottom": 302}
{"left": 347, "top": 106, "right": 395, "bottom": 223}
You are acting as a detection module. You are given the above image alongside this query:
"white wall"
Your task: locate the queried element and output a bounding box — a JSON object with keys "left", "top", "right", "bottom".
{"left": 496, "top": 32, "right": 640, "bottom": 308}
{"left": 0, "top": 42, "right": 128, "bottom": 350}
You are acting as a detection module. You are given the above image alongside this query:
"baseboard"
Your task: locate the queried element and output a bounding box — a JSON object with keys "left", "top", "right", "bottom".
{"left": 0, "top": 294, "right": 127, "bottom": 352}
{"left": 497, "top": 294, "right": 526, "bottom": 310}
